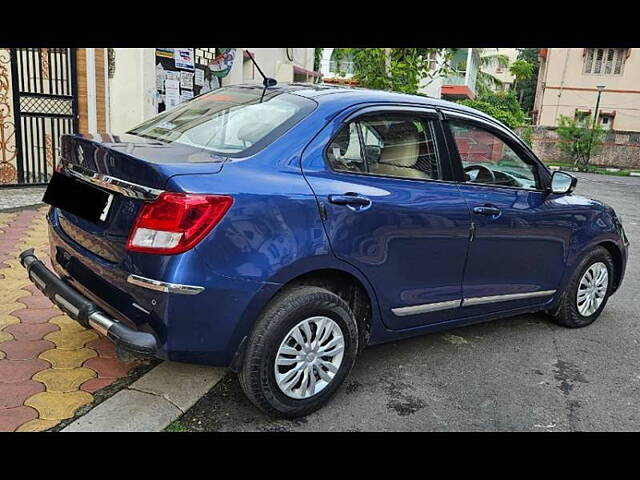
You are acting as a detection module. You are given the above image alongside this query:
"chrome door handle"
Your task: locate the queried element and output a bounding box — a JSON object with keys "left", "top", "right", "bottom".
{"left": 473, "top": 205, "right": 501, "bottom": 216}
{"left": 328, "top": 194, "right": 372, "bottom": 207}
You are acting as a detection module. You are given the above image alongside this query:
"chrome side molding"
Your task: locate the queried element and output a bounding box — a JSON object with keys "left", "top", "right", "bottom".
{"left": 392, "top": 290, "right": 557, "bottom": 317}
{"left": 462, "top": 290, "right": 556, "bottom": 307}
{"left": 127, "top": 274, "right": 205, "bottom": 295}
{"left": 392, "top": 299, "right": 461, "bottom": 317}
{"left": 61, "top": 160, "right": 164, "bottom": 201}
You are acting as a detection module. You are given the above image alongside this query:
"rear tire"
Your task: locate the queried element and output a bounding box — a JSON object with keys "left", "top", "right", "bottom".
{"left": 550, "top": 246, "right": 615, "bottom": 328}
{"left": 239, "top": 286, "right": 358, "bottom": 418}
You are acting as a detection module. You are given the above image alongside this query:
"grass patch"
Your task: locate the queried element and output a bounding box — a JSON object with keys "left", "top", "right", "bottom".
{"left": 165, "top": 419, "right": 189, "bottom": 432}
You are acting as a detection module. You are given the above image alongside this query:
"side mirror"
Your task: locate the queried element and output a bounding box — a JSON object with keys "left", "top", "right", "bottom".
{"left": 551, "top": 171, "right": 577, "bottom": 194}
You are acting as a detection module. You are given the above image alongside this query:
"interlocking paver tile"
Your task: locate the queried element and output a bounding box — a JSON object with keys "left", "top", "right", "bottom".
{"left": 0, "top": 289, "right": 31, "bottom": 304}
{"left": 84, "top": 357, "right": 136, "bottom": 378}
{"left": 0, "top": 209, "right": 140, "bottom": 431}
{"left": 0, "top": 358, "right": 50, "bottom": 383}
{"left": 0, "top": 331, "right": 13, "bottom": 343}
{"left": 0, "top": 339, "right": 55, "bottom": 360}
{"left": 39, "top": 347, "right": 97, "bottom": 369}
{"left": 49, "top": 314, "right": 85, "bottom": 332}
{"left": 0, "top": 406, "right": 38, "bottom": 432}
{"left": 0, "top": 380, "right": 45, "bottom": 408}
{"left": 11, "top": 307, "right": 60, "bottom": 324}
{"left": 33, "top": 367, "right": 96, "bottom": 393}
{"left": 86, "top": 336, "right": 117, "bottom": 358}
{"left": 18, "top": 294, "right": 54, "bottom": 310}
{"left": 0, "top": 314, "right": 20, "bottom": 331}
{"left": 25, "top": 391, "right": 93, "bottom": 420}
{"left": 80, "top": 377, "right": 116, "bottom": 393}
{"left": 3, "top": 322, "right": 58, "bottom": 341}
{"left": 15, "top": 418, "right": 60, "bottom": 432}
{"left": 0, "top": 302, "right": 24, "bottom": 316}
{"left": 45, "top": 329, "right": 98, "bottom": 350}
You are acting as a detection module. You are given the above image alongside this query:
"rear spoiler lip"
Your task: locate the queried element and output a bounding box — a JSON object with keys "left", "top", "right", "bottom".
{"left": 60, "top": 159, "right": 165, "bottom": 201}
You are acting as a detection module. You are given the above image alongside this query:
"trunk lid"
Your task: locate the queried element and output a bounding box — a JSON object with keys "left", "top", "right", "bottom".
{"left": 55, "top": 133, "right": 227, "bottom": 264}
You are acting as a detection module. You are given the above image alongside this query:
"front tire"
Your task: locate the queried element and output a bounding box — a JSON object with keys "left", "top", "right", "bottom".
{"left": 239, "top": 286, "right": 359, "bottom": 418}
{"left": 550, "top": 246, "right": 615, "bottom": 328}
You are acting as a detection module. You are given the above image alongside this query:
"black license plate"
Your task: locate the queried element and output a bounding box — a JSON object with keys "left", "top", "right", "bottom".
{"left": 43, "top": 172, "right": 114, "bottom": 223}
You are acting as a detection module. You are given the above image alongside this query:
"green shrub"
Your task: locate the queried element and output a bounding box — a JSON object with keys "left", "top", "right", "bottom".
{"left": 458, "top": 92, "right": 526, "bottom": 129}
{"left": 555, "top": 115, "right": 606, "bottom": 171}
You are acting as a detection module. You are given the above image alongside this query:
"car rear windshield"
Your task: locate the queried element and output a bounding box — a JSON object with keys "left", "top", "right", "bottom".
{"left": 128, "top": 86, "right": 316, "bottom": 157}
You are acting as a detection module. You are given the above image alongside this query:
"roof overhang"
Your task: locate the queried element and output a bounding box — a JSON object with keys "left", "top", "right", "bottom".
{"left": 441, "top": 84, "right": 476, "bottom": 100}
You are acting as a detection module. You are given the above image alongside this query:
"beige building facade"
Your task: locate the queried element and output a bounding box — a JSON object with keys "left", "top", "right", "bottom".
{"left": 534, "top": 48, "right": 640, "bottom": 132}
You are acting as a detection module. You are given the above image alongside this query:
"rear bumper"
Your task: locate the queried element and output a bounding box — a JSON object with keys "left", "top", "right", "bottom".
{"left": 19, "top": 248, "right": 158, "bottom": 356}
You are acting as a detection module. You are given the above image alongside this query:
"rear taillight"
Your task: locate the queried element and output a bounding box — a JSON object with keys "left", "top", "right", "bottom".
{"left": 127, "top": 192, "right": 233, "bottom": 254}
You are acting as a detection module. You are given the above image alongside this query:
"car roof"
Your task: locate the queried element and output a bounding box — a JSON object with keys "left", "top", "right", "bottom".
{"left": 231, "top": 82, "right": 502, "bottom": 126}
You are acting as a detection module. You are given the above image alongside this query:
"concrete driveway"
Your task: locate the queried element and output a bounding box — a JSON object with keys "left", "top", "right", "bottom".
{"left": 177, "top": 172, "right": 640, "bottom": 432}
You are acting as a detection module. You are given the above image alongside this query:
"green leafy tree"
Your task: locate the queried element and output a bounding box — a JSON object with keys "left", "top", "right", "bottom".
{"left": 514, "top": 48, "right": 540, "bottom": 114}
{"left": 475, "top": 49, "right": 510, "bottom": 96}
{"left": 332, "top": 48, "right": 456, "bottom": 95}
{"left": 556, "top": 115, "right": 606, "bottom": 171}
{"left": 458, "top": 91, "right": 526, "bottom": 129}
{"left": 509, "top": 59, "right": 534, "bottom": 104}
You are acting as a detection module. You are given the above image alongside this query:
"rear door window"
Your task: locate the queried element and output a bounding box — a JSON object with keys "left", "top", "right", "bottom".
{"left": 326, "top": 114, "right": 441, "bottom": 181}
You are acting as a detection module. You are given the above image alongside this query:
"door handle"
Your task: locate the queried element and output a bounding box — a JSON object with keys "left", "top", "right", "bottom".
{"left": 328, "top": 194, "right": 372, "bottom": 207}
{"left": 473, "top": 205, "right": 501, "bottom": 216}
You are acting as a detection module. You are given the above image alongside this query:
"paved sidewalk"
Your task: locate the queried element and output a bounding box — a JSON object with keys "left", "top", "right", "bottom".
{"left": 0, "top": 207, "right": 138, "bottom": 431}
{"left": 0, "top": 187, "right": 47, "bottom": 211}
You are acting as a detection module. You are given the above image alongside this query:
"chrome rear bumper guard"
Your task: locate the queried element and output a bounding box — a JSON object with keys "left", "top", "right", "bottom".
{"left": 19, "top": 248, "right": 158, "bottom": 356}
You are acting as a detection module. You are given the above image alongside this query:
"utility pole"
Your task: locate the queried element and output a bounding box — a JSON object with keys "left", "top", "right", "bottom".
{"left": 585, "top": 84, "right": 606, "bottom": 169}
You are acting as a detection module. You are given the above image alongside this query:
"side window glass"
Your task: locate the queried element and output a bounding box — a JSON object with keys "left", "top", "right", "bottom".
{"left": 450, "top": 120, "right": 538, "bottom": 190}
{"left": 326, "top": 122, "right": 366, "bottom": 174}
{"left": 361, "top": 116, "right": 440, "bottom": 180}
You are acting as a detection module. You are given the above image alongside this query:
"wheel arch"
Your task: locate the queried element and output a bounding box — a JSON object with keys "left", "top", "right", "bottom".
{"left": 229, "top": 262, "right": 381, "bottom": 372}
{"left": 596, "top": 240, "right": 624, "bottom": 292}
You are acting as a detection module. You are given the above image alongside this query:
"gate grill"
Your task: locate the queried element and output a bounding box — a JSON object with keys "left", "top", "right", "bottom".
{"left": 9, "top": 48, "right": 78, "bottom": 185}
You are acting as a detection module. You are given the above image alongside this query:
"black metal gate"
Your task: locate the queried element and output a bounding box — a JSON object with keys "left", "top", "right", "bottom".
{"left": 9, "top": 48, "right": 78, "bottom": 185}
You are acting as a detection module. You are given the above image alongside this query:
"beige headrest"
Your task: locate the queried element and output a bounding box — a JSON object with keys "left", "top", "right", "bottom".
{"left": 378, "top": 123, "right": 420, "bottom": 168}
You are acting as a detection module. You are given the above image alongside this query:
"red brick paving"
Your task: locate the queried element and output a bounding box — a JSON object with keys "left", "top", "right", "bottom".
{"left": 80, "top": 377, "right": 117, "bottom": 393}
{"left": 0, "top": 208, "right": 140, "bottom": 431}
{"left": 17, "top": 294, "right": 55, "bottom": 310}
{"left": 0, "top": 380, "right": 45, "bottom": 408}
{"left": 86, "top": 337, "right": 118, "bottom": 358}
{"left": 84, "top": 357, "right": 136, "bottom": 379}
{"left": 10, "top": 308, "right": 61, "bottom": 324}
{"left": 0, "top": 339, "right": 56, "bottom": 360}
{"left": 0, "top": 406, "right": 39, "bottom": 432}
{"left": 4, "top": 323, "right": 59, "bottom": 341}
{"left": 0, "top": 359, "right": 50, "bottom": 383}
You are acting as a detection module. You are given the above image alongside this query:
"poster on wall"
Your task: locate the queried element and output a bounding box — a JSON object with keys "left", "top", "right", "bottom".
{"left": 180, "top": 71, "right": 194, "bottom": 90}
{"left": 175, "top": 48, "right": 195, "bottom": 70}
{"left": 209, "top": 48, "right": 236, "bottom": 78}
{"left": 156, "top": 48, "right": 175, "bottom": 60}
{"left": 155, "top": 48, "right": 221, "bottom": 114}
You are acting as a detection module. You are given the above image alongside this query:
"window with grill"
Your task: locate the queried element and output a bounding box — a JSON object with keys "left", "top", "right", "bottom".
{"left": 584, "top": 48, "right": 627, "bottom": 75}
{"left": 326, "top": 115, "right": 441, "bottom": 181}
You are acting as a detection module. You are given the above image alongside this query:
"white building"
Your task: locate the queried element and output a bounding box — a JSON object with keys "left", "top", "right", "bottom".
{"left": 318, "top": 47, "right": 480, "bottom": 100}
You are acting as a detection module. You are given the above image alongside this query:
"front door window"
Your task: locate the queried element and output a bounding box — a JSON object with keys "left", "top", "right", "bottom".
{"left": 449, "top": 121, "right": 538, "bottom": 190}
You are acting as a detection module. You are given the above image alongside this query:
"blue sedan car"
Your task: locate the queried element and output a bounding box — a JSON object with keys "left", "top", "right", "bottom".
{"left": 21, "top": 83, "right": 629, "bottom": 417}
